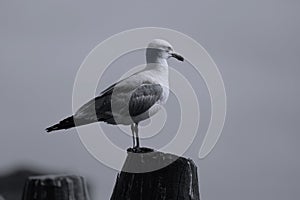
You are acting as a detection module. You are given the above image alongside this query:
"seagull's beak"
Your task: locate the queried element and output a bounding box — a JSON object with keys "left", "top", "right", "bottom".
{"left": 171, "top": 52, "right": 184, "bottom": 62}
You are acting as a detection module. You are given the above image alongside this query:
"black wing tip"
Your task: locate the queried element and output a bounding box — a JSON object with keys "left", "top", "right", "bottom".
{"left": 45, "top": 123, "right": 64, "bottom": 133}
{"left": 45, "top": 126, "right": 57, "bottom": 133}
{"left": 45, "top": 115, "right": 75, "bottom": 133}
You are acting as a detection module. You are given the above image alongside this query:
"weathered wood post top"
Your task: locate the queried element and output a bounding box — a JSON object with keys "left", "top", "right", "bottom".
{"left": 22, "top": 175, "right": 90, "bottom": 200}
{"left": 111, "top": 148, "right": 200, "bottom": 200}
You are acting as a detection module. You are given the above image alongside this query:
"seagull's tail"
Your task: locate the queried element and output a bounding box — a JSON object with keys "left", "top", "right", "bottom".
{"left": 45, "top": 116, "right": 75, "bottom": 133}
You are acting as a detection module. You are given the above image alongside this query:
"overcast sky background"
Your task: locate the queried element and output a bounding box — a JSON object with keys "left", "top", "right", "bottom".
{"left": 0, "top": 1, "right": 300, "bottom": 200}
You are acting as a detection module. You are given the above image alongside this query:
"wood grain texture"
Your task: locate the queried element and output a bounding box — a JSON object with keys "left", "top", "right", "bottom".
{"left": 22, "top": 175, "right": 90, "bottom": 200}
{"left": 111, "top": 149, "right": 200, "bottom": 200}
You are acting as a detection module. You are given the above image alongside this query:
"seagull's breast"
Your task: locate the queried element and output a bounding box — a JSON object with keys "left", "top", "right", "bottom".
{"left": 145, "top": 68, "right": 169, "bottom": 104}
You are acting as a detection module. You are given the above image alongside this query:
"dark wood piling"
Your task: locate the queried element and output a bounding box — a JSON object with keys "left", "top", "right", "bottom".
{"left": 22, "top": 175, "right": 90, "bottom": 200}
{"left": 110, "top": 148, "right": 200, "bottom": 200}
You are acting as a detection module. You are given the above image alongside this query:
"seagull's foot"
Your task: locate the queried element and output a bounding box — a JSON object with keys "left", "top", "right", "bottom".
{"left": 131, "top": 146, "right": 142, "bottom": 153}
{"left": 127, "top": 146, "right": 154, "bottom": 153}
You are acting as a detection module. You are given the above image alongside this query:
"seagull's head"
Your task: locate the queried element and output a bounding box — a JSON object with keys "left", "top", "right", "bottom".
{"left": 146, "top": 39, "right": 184, "bottom": 63}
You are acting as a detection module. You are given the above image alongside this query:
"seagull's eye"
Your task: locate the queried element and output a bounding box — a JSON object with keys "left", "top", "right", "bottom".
{"left": 166, "top": 47, "right": 172, "bottom": 51}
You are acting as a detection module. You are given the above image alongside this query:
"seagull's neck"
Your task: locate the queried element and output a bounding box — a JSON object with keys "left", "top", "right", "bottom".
{"left": 145, "top": 58, "right": 169, "bottom": 88}
{"left": 145, "top": 57, "right": 168, "bottom": 70}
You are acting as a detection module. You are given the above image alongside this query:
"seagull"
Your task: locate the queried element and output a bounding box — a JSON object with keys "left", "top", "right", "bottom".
{"left": 46, "top": 39, "right": 184, "bottom": 149}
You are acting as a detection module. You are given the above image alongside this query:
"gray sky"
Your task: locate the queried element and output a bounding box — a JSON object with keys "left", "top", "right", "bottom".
{"left": 1, "top": 0, "right": 300, "bottom": 200}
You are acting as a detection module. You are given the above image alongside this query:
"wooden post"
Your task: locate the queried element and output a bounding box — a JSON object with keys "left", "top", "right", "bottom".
{"left": 111, "top": 148, "right": 200, "bottom": 200}
{"left": 22, "top": 175, "right": 90, "bottom": 200}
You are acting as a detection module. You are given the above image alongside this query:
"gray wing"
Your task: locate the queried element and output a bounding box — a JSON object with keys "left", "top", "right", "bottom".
{"left": 129, "top": 84, "right": 163, "bottom": 117}
{"left": 74, "top": 82, "right": 163, "bottom": 124}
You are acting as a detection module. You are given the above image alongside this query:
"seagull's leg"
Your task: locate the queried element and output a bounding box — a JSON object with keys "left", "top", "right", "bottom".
{"left": 134, "top": 123, "right": 140, "bottom": 148}
{"left": 130, "top": 124, "right": 136, "bottom": 148}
